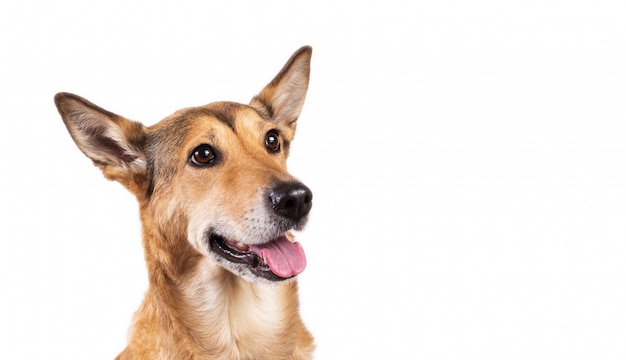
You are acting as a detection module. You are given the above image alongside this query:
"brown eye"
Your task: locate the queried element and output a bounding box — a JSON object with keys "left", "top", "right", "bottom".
{"left": 265, "top": 130, "right": 281, "bottom": 152}
{"left": 190, "top": 144, "right": 217, "bottom": 167}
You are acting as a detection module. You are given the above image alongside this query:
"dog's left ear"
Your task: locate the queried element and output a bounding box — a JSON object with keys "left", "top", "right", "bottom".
{"left": 54, "top": 93, "right": 148, "bottom": 194}
{"left": 250, "top": 46, "right": 312, "bottom": 135}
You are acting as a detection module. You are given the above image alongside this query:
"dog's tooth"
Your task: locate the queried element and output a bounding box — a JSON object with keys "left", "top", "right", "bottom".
{"left": 226, "top": 239, "right": 249, "bottom": 251}
{"left": 286, "top": 232, "right": 296, "bottom": 243}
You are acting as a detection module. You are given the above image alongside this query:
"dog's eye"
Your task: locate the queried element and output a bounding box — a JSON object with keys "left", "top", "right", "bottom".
{"left": 190, "top": 144, "right": 217, "bottom": 167}
{"left": 265, "top": 130, "right": 281, "bottom": 153}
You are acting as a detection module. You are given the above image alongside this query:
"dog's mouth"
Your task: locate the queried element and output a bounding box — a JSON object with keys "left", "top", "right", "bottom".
{"left": 208, "top": 233, "right": 307, "bottom": 281}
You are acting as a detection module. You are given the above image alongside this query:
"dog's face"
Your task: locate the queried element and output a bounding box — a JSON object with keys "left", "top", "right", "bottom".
{"left": 148, "top": 102, "right": 312, "bottom": 282}
{"left": 55, "top": 47, "right": 313, "bottom": 283}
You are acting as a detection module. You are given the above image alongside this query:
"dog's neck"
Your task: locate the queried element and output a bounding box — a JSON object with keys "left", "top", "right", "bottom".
{"left": 122, "top": 215, "right": 313, "bottom": 359}
{"left": 179, "top": 259, "right": 302, "bottom": 344}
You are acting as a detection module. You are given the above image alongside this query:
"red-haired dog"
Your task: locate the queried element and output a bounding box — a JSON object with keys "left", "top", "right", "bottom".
{"left": 55, "top": 46, "right": 315, "bottom": 359}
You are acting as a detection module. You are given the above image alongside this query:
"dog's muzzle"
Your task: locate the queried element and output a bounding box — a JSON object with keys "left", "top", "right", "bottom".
{"left": 208, "top": 181, "right": 313, "bottom": 281}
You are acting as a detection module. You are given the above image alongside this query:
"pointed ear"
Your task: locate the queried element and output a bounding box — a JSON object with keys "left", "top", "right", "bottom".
{"left": 54, "top": 92, "right": 148, "bottom": 191}
{"left": 250, "top": 46, "right": 312, "bottom": 131}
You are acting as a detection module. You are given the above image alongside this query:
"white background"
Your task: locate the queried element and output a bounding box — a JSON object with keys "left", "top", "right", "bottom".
{"left": 1, "top": 1, "right": 625, "bottom": 359}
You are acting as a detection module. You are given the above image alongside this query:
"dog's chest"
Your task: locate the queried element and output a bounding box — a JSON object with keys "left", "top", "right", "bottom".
{"left": 183, "top": 266, "right": 295, "bottom": 356}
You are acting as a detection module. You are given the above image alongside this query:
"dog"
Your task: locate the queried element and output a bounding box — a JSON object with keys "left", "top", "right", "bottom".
{"left": 54, "top": 46, "right": 315, "bottom": 359}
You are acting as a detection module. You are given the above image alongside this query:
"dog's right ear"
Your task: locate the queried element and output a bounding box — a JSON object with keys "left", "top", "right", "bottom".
{"left": 54, "top": 93, "right": 148, "bottom": 192}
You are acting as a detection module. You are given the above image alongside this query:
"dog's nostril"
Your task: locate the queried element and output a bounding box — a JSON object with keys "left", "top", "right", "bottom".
{"left": 269, "top": 182, "right": 313, "bottom": 221}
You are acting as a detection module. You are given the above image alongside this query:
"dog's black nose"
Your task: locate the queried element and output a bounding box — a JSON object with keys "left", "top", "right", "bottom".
{"left": 269, "top": 182, "right": 313, "bottom": 221}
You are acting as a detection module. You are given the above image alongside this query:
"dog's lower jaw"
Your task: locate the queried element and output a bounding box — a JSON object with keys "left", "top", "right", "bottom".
{"left": 207, "top": 233, "right": 306, "bottom": 283}
{"left": 117, "top": 257, "right": 314, "bottom": 360}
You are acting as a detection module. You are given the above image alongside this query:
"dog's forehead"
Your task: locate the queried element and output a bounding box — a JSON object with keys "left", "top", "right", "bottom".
{"left": 151, "top": 102, "right": 267, "bottom": 142}
{"left": 186, "top": 102, "right": 262, "bottom": 132}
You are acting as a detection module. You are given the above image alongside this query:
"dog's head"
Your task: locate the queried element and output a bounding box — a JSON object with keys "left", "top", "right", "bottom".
{"left": 55, "top": 46, "right": 313, "bottom": 283}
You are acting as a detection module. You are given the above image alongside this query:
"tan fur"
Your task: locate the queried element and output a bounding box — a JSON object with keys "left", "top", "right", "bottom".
{"left": 55, "top": 47, "right": 315, "bottom": 359}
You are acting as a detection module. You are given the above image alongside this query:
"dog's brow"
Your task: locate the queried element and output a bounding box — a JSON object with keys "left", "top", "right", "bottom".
{"left": 187, "top": 105, "right": 240, "bottom": 133}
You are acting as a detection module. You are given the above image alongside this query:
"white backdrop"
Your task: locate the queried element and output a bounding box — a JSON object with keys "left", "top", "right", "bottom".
{"left": 1, "top": 1, "right": 625, "bottom": 359}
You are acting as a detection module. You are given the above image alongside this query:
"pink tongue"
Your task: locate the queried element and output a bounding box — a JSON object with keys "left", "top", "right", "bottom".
{"left": 250, "top": 236, "right": 306, "bottom": 278}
